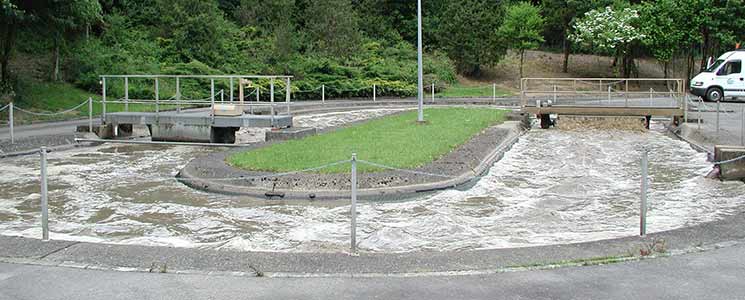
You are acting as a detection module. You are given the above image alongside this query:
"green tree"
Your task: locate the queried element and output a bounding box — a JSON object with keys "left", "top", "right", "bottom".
{"left": 498, "top": 2, "right": 544, "bottom": 79}
{"left": 304, "top": 0, "right": 361, "bottom": 58}
{"left": 440, "top": 0, "right": 506, "bottom": 76}
{"left": 638, "top": 0, "right": 685, "bottom": 78}
{"left": 541, "top": 0, "right": 611, "bottom": 73}
{"left": 0, "top": 0, "right": 25, "bottom": 85}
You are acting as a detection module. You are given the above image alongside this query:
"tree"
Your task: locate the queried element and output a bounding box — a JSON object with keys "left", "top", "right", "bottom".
{"left": 0, "top": 0, "right": 25, "bottom": 85}
{"left": 440, "top": 0, "right": 506, "bottom": 76}
{"left": 541, "top": 0, "right": 611, "bottom": 73}
{"left": 498, "top": 2, "right": 544, "bottom": 79}
{"left": 638, "top": 0, "right": 685, "bottom": 78}
{"left": 570, "top": 6, "right": 645, "bottom": 78}
{"left": 304, "top": 0, "right": 362, "bottom": 58}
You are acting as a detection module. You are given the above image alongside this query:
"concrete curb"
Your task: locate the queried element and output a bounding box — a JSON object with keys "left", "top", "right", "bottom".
{"left": 177, "top": 120, "right": 527, "bottom": 201}
{"left": 1, "top": 211, "right": 743, "bottom": 277}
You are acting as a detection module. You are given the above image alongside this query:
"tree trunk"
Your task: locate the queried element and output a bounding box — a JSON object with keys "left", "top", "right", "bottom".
{"left": 562, "top": 30, "right": 569, "bottom": 73}
{"left": 519, "top": 50, "right": 524, "bottom": 80}
{"left": 699, "top": 28, "right": 710, "bottom": 72}
{"left": 53, "top": 39, "right": 60, "bottom": 81}
{"left": 1, "top": 22, "right": 16, "bottom": 84}
{"left": 663, "top": 61, "right": 669, "bottom": 79}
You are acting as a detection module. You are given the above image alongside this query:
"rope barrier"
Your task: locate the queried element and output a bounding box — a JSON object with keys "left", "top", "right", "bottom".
{"left": 713, "top": 153, "right": 745, "bottom": 165}
{"left": 0, "top": 103, "right": 9, "bottom": 112}
{"left": 356, "top": 159, "right": 456, "bottom": 179}
{"left": 14, "top": 99, "right": 89, "bottom": 116}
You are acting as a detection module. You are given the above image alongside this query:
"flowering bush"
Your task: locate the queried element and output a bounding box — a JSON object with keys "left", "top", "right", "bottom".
{"left": 569, "top": 6, "right": 645, "bottom": 54}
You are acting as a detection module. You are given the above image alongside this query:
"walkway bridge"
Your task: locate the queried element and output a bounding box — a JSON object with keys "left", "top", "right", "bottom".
{"left": 97, "top": 75, "right": 294, "bottom": 143}
{"left": 520, "top": 78, "right": 686, "bottom": 128}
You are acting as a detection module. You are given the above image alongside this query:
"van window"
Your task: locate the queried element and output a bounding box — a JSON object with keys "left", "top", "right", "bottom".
{"left": 707, "top": 59, "right": 725, "bottom": 72}
{"left": 718, "top": 60, "right": 742, "bottom": 75}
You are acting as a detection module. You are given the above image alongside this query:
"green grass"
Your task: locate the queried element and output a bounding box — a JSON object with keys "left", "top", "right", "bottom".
{"left": 7, "top": 79, "right": 189, "bottom": 124}
{"left": 228, "top": 108, "right": 507, "bottom": 173}
{"left": 436, "top": 82, "right": 512, "bottom": 98}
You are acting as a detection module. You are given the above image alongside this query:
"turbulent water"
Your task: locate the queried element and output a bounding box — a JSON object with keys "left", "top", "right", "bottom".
{"left": 1, "top": 111, "right": 744, "bottom": 253}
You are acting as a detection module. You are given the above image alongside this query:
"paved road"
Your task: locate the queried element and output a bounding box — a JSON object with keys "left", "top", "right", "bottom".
{"left": 2, "top": 243, "right": 744, "bottom": 300}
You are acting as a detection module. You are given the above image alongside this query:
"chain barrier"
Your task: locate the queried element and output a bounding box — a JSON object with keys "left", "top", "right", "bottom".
{"left": 14, "top": 99, "right": 89, "bottom": 116}
{"left": 713, "top": 153, "right": 745, "bottom": 165}
{"left": 0, "top": 103, "right": 9, "bottom": 112}
{"left": 356, "top": 159, "right": 456, "bottom": 179}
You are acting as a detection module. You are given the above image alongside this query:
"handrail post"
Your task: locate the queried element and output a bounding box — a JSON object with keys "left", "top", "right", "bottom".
{"left": 40, "top": 147, "right": 49, "bottom": 241}
{"left": 553, "top": 85, "right": 557, "bottom": 104}
{"left": 124, "top": 77, "right": 129, "bottom": 112}
{"left": 88, "top": 97, "right": 93, "bottom": 133}
{"left": 350, "top": 153, "right": 357, "bottom": 253}
{"left": 230, "top": 77, "right": 234, "bottom": 102}
{"left": 625, "top": 80, "right": 629, "bottom": 105}
{"left": 101, "top": 77, "right": 107, "bottom": 123}
{"left": 431, "top": 83, "right": 435, "bottom": 103}
{"left": 155, "top": 78, "right": 160, "bottom": 117}
{"left": 717, "top": 100, "right": 721, "bottom": 136}
{"left": 322, "top": 84, "right": 325, "bottom": 103}
{"left": 698, "top": 98, "right": 702, "bottom": 130}
{"left": 286, "top": 77, "right": 291, "bottom": 114}
{"left": 176, "top": 77, "right": 181, "bottom": 113}
{"left": 210, "top": 79, "right": 215, "bottom": 117}
{"left": 609, "top": 85, "right": 612, "bottom": 104}
{"left": 492, "top": 83, "right": 496, "bottom": 104}
{"left": 373, "top": 84, "right": 376, "bottom": 102}
{"left": 640, "top": 147, "right": 648, "bottom": 237}
{"left": 9, "top": 102, "right": 14, "bottom": 144}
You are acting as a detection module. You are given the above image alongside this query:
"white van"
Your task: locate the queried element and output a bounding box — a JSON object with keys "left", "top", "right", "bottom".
{"left": 690, "top": 49, "right": 745, "bottom": 102}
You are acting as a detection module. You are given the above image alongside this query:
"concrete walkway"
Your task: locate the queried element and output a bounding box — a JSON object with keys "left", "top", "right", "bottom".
{"left": 2, "top": 242, "right": 744, "bottom": 300}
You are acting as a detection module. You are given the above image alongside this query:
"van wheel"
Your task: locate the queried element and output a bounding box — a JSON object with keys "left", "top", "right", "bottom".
{"left": 706, "top": 87, "right": 723, "bottom": 102}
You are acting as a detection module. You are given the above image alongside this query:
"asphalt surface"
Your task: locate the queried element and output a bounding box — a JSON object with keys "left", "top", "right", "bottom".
{"left": 2, "top": 242, "right": 744, "bottom": 300}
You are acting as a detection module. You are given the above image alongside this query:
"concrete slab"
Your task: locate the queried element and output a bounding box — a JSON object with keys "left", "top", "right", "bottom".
{"left": 714, "top": 145, "right": 745, "bottom": 180}
{"left": 265, "top": 127, "right": 317, "bottom": 142}
{"left": 0, "top": 236, "right": 78, "bottom": 259}
{"left": 105, "top": 112, "right": 292, "bottom": 128}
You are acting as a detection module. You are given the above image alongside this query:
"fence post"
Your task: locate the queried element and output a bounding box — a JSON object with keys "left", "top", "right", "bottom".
{"left": 649, "top": 88, "right": 653, "bottom": 106}
{"left": 155, "top": 78, "right": 160, "bottom": 117}
{"left": 286, "top": 78, "right": 291, "bottom": 114}
{"left": 350, "top": 153, "right": 357, "bottom": 253}
{"left": 256, "top": 87, "right": 260, "bottom": 102}
{"left": 640, "top": 147, "right": 648, "bottom": 237}
{"left": 40, "top": 147, "right": 49, "bottom": 241}
{"left": 492, "top": 83, "right": 497, "bottom": 103}
{"left": 717, "top": 101, "right": 721, "bottom": 136}
{"left": 741, "top": 105, "right": 744, "bottom": 146}
{"left": 124, "top": 77, "right": 129, "bottom": 112}
{"left": 101, "top": 77, "right": 107, "bottom": 123}
{"left": 176, "top": 77, "right": 181, "bottom": 113}
{"left": 88, "top": 97, "right": 93, "bottom": 133}
{"left": 553, "top": 85, "right": 557, "bottom": 104}
{"left": 625, "top": 80, "right": 629, "bottom": 105}
{"left": 373, "top": 84, "right": 376, "bottom": 102}
{"left": 608, "top": 85, "right": 612, "bottom": 104}
{"left": 684, "top": 94, "right": 688, "bottom": 124}
{"left": 270, "top": 78, "right": 275, "bottom": 126}
{"left": 210, "top": 79, "right": 215, "bottom": 112}
{"left": 431, "top": 83, "right": 435, "bottom": 103}
{"left": 322, "top": 84, "right": 325, "bottom": 103}
{"left": 230, "top": 77, "right": 234, "bottom": 102}
{"left": 9, "top": 102, "right": 14, "bottom": 144}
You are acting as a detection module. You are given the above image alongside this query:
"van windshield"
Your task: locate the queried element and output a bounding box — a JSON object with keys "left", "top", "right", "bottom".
{"left": 706, "top": 59, "right": 725, "bottom": 72}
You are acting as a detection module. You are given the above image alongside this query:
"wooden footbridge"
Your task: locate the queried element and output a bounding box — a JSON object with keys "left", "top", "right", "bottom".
{"left": 520, "top": 78, "right": 686, "bottom": 128}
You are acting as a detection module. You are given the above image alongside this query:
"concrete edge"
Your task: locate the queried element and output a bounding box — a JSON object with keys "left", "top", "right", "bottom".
{"left": 176, "top": 121, "right": 527, "bottom": 201}
{"left": 1, "top": 210, "right": 743, "bottom": 277}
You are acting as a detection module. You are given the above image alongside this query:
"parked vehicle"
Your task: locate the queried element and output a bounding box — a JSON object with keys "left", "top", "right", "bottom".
{"left": 690, "top": 49, "right": 745, "bottom": 102}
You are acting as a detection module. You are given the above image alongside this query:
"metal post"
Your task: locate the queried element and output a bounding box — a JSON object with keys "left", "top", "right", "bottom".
{"left": 350, "top": 153, "right": 357, "bottom": 253}
{"left": 741, "top": 105, "right": 744, "bottom": 146}
{"left": 492, "top": 83, "right": 497, "bottom": 103}
{"left": 40, "top": 147, "right": 49, "bottom": 241}
{"left": 608, "top": 86, "right": 612, "bottom": 104}
{"left": 640, "top": 148, "right": 648, "bottom": 237}
{"left": 155, "top": 78, "right": 160, "bottom": 116}
{"left": 553, "top": 85, "right": 557, "bottom": 104}
{"left": 698, "top": 98, "right": 702, "bottom": 130}
{"left": 8, "top": 102, "right": 14, "bottom": 144}
{"left": 176, "top": 77, "right": 181, "bottom": 113}
{"left": 88, "top": 97, "right": 93, "bottom": 133}
{"left": 286, "top": 78, "right": 291, "bottom": 114}
{"left": 322, "top": 85, "right": 325, "bottom": 103}
{"left": 717, "top": 100, "right": 721, "bottom": 136}
{"left": 124, "top": 77, "right": 129, "bottom": 112}
{"left": 210, "top": 79, "right": 215, "bottom": 116}
{"left": 230, "top": 77, "right": 234, "bottom": 102}
{"left": 221, "top": 89, "right": 224, "bottom": 103}
{"left": 684, "top": 94, "right": 688, "bottom": 124}
{"left": 373, "top": 84, "right": 376, "bottom": 102}
{"left": 431, "top": 83, "right": 435, "bottom": 103}
{"left": 256, "top": 87, "right": 260, "bottom": 102}
{"left": 625, "top": 80, "right": 629, "bottom": 105}
{"left": 649, "top": 88, "right": 653, "bottom": 106}
{"left": 416, "top": 0, "right": 424, "bottom": 122}
{"left": 101, "top": 77, "right": 107, "bottom": 123}
{"left": 270, "top": 78, "right": 275, "bottom": 125}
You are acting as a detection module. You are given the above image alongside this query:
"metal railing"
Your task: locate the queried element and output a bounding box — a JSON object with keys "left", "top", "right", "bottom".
{"left": 520, "top": 78, "right": 686, "bottom": 109}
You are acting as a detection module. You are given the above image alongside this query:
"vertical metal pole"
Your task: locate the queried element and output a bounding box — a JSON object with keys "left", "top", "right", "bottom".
{"left": 124, "top": 77, "right": 129, "bottom": 112}
{"left": 492, "top": 83, "right": 497, "bottom": 103}
{"left": 8, "top": 102, "right": 14, "bottom": 144}
{"left": 640, "top": 148, "right": 648, "bottom": 237}
{"left": 431, "top": 83, "right": 435, "bottom": 103}
{"left": 684, "top": 94, "right": 688, "bottom": 124}
{"left": 270, "top": 78, "right": 275, "bottom": 125}
{"left": 40, "top": 147, "right": 49, "bottom": 241}
{"left": 256, "top": 87, "right": 260, "bottom": 102}
{"left": 210, "top": 79, "right": 215, "bottom": 116}
{"left": 373, "top": 84, "right": 376, "bottom": 102}
{"left": 322, "top": 85, "right": 325, "bottom": 103}
{"left": 717, "top": 100, "right": 721, "bottom": 136}
{"left": 88, "top": 97, "right": 93, "bottom": 133}
{"left": 176, "top": 77, "right": 181, "bottom": 113}
{"left": 649, "top": 88, "right": 653, "bottom": 106}
{"left": 553, "top": 85, "right": 557, "bottom": 104}
{"left": 101, "top": 77, "right": 107, "bottom": 123}
{"left": 155, "top": 78, "right": 160, "bottom": 116}
{"left": 350, "top": 153, "right": 357, "bottom": 253}
{"left": 741, "top": 105, "right": 744, "bottom": 146}
{"left": 416, "top": 0, "right": 424, "bottom": 122}
{"left": 625, "top": 80, "right": 629, "bottom": 105}
{"left": 230, "top": 77, "right": 234, "bottom": 102}
{"left": 221, "top": 88, "right": 224, "bottom": 103}
{"left": 608, "top": 85, "right": 612, "bottom": 105}
{"left": 698, "top": 98, "right": 702, "bottom": 130}
{"left": 286, "top": 78, "right": 291, "bottom": 114}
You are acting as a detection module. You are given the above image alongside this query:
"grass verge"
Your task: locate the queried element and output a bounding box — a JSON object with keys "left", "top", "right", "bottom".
{"left": 227, "top": 107, "right": 507, "bottom": 173}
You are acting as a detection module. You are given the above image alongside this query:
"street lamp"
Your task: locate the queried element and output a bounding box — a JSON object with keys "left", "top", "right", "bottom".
{"left": 416, "top": 0, "right": 424, "bottom": 122}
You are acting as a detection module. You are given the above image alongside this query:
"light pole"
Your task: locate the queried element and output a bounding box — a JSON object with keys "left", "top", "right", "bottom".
{"left": 416, "top": 0, "right": 424, "bottom": 123}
